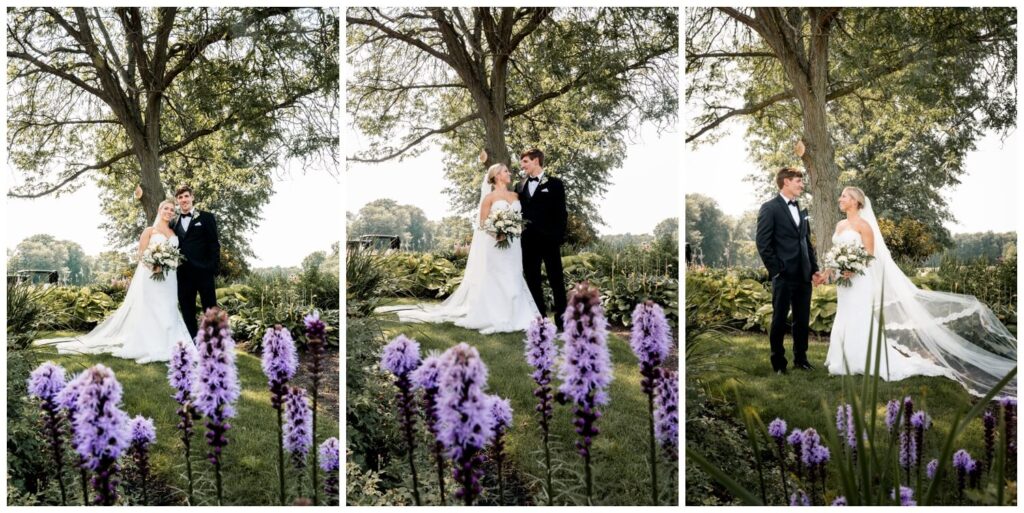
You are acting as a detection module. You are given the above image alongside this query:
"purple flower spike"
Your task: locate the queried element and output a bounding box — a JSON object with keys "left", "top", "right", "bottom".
{"left": 129, "top": 415, "right": 156, "bottom": 504}
{"left": 411, "top": 351, "right": 447, "bottom": 501}
{"left": 381, "top": 335, "right": 421, "bottom": 376}
{"left": 654, "top": 368, "right": 679, "bottom": 454}
{"left": 130, "top": 416, "right": 156, "bottom": 447}
{"left": 191, "top": 308, "right": 240, "bottom": 505}
{"left": 283, "top": 386, "right": 313, "bottom": 466}
{"left": 892, "top": 486, "right": 916, "bottom": 506}
{"left": 885, "top": 399, "right": 900, "bottom": 432}
{"left": 790, "top": 489, "right": 810, "bottom": 506}
{"left": 926, "top": 458, "right": 938, "bottom": 480}
{"left": 953, "top": 449, "right": 976, "bottom": 500}
{"left": 73, "top": 364, "right": 131, "bottom": 505}
{"left": 168, "top": 340, "right": 198, "bottom": 404}
{"left": 629, "top": 301, "right": 672, "bottom": 394}
{"left": 983, "top": 410, "right": 996, "bottom": 472}
{"left": 437, "top": 343, "right": 493, "bottom": 505}
{"left": 898, "top": 431, "right": 917, "bottom": 471}
{"left": 489, "top": 395, "right": 513, "bottom": 502}
{"left": 28, "top": 361, "right": 66, "bottom": 401}
{"left": 262, "top": 326, "right": 298, "bottom": 407}
{"left": 319, "top": 437, "right": 340, "bottom": 505}
{"left": 910, "top": 411, "right": 931, "bottom": 430}
{"left": 490, "top": 395, "right": 514, "bottom": 431}
{"left": 832, "top": 496, "right": 848, "bottom": 506}
{"left": 768, "top": 418, "right": 787, "bottom": 441}
{"left": 304, "top": 310, "right": 327, "bottom": 341}
{"left": 524, "top": 315, "right": 558, "bottom": 504}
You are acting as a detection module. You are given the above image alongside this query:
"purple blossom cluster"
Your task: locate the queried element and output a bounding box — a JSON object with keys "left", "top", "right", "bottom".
{"left": 629, "top": 301, "right": 672, "bottom": 395}
{"left": 28, "top": 362, "right": 69, "bottom": 504}
{"left": 790, "top": 489, "right": 810, "bottom": 506}
{"left": 654, "top": 368, "right": 679, "bottom": 455}
{"left": 304, "top": 310, "right": 327, "bottom": 342}
{"left": 411, "top": 352, "right": 446, "bottom": 503}
{"left": 983, "top": 410, "right": 996, "bottom": 472}
{"left": 129, "top": 416, "right": 156, "bottom": 505}
{"left": 28, "top": 361, "right": 66, "bottom": 402}
{"left": 910, "top": 410, "right": 930, "bottom": 476}
{"left": 489, "top": 395, "right": 513, "bottom": 501}
{"left": 1000, "top": 397, "right": 1017, "bottom": 474}
{"left": 885, "top": 399, "right": 901, "bottom": 432}
{"left": 261, "top": 326, "right": 298, "bottom": 410}
{"left": 382, "top": 335, "right": 423, "bottom": 504}
{"left": 319, "top": 437, "right": 340, "bottom": 505}
{"left": 953, "top": 449, "right": 978, "bottom": 499}
{"left": 436, "top": 343, "right": 494, "bottom": 505}
{"left": 926, "top": 458, "right": 938, "bottom": 480}
{"left": 768, "top": 418, "right": 788, "bottom": 441}
{"left": 835, "top": 403, "right": 857, "bottom": 462}
{"left": 525, "top": 316, "right": 558, "bottom": 432}
{"left": 72, "top": 364, "right": 131, "bottom": 505}
{"left": 831, "top": 496, "right": 847, "bottom": 506}
{"left": 192, "top": 308, "right": 240, "bottom": 504}
{"left": 892, "top": 485, "right": 916, "bottom": 506}
{"left": 283, "top": 386, "right": 313, "bottom": 466}
{"left": 796, "top": 427, "right": 829, "bottom": 502}
{"left": 166, "top": 340, "right": 200, "bottom": 502}
{"left": 898, "top": 431, "right": 917, "bottom": 471}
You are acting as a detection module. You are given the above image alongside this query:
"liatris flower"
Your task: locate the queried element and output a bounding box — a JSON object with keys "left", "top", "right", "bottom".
{"left": 558, "top": 282, "right": 613, "bottom": 504}
{"left": 284, "top": 386, "right": 313, "bottom": 498}
{"left": 304, "top": 310, "right": 328, "bottom": 505}
{"left": 411, "top": 352, "right": 447, "bottom": 503}
{"left": 654, "top": 368, "right": 679, "bottom": 456}
{"left": 489, "top": 395, "right": 513, "bottom": 504}
{"left": 192, "top": 308, "right": 240, "bottom": 505}
{"left": 381, "top": 335, "right": 423, "bottom": 505}
{"left": 790, "top": 489, "right": 810, "bottom": 506}
{"left": 953, "top": 449, "right": 975, "bottom": 502}
{"left": 926, "top": 459, "right": 938, "bottom": 480}
{"left": 768, "top": 418, "right": 788, "bottom": 441}
{"left": 787, "top": 429, "right": 805, "bottom": 478}
{"left": 128, "top": 416, "right": 156, "bottom": 505}
{"left": 911, "top": 411, "right": 930, "bottom": 479}
{"left": 1000, "top": 397, "right": 1017, "bottom": 477}
{"left": 28, "top": 361, "right": 69, "bottom": 505}
{"left": 832, "top": 496, "right": 848, "bottom": 506}
{"left": 898, "top": 431, "right": 917, "bottom": 472}
{"left": 262, "top": 326, "right": 298, "bottom": 505}
{"left": 885, "top": 399, "right": 901, "bottom": 432}
{"left": 983, "top": 410, "right": 996, "bottom": 473}
{"left": 167, "top": 340, "right": 199, "bottom": 503}
{"left": 56, "top": 371, "right": 90, "bottom": 504}
{"left": 436, "top": 343, "right": 494, "bottom": 505}
{"left": 630, "top": 301, "right": 671, "bottom": 505}
{"left": 836, "top": 403, "right": 857, "bottom": 461}
{"left": 73, "top": 365, "right": 131, "bottom": 506}
{"left": 892, "top": 485, "right": 916, "bottom": 506}
{"left": 768, "top": 418, "right": 790, "bottom": 500}
{"left": 524, "top": 316, "right": 557, "bottom": 505}
{"left": 318, "top": 437, "right": 340, "bottom": 505}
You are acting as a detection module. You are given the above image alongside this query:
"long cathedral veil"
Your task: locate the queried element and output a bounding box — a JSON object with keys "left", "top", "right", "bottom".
{"left": 861, "top": 197, "right": 1016, "bottom": 398}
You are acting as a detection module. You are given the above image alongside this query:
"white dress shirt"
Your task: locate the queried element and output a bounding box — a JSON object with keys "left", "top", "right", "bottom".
{"left": 180, "top": 210, "right": 194, "bottom": 231}
{"left": 779, "top": 193, "right": 800, "bottom": 227}
{"left": 527, "top": 172, "right": 544, "bottom": 196}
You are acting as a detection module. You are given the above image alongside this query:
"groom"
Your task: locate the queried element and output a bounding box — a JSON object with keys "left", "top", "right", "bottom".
{"left": 755, "top": 167, "right": 824, "bottom": 374}
{"left": 515, "top": 148, "right": 568, "bottom": 331}
{"left": 173, "top": 185, "right": 221, "bottom": 339}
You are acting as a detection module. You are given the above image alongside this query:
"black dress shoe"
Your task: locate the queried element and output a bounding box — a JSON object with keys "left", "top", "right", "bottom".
{"left": 775, "top": 368, "right": 787, "bottom": 375}
{"left": 795, "top": 362, "right": 815, "bottom": 371}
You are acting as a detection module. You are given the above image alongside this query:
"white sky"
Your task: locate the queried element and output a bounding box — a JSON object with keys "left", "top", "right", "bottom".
{"left": 686, "top": 120, "right": 1019, "bottom": 235}
{"left": 5, "top": 162, "right": 341, "bottom": 268}
{"left": 347, "top": 122, "right": 680, "bottom": 235}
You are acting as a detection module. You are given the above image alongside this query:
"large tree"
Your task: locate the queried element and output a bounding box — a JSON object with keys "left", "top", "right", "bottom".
{"left": 686, "top": 7, "right": 1016, "bottom": 252}
{"left": 347, "top": 198, "right": 434, "bottom": 251}
{"left": 347, "top": 7, "right": 677, "bottom": 238}
{"left": 7, "top": 234, "right": 91, "bottom": 284}
{"left": 7, "top": 7, "right": 338, "bottom": 261}
{"left": 685, "top": 194, "right": 731, "bottom": 267}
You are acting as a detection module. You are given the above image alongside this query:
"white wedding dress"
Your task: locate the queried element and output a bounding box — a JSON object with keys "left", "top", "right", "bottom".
{"left": 379, "top": 198, "right": 540, "bottom": 334}
{"left": 824, "top": 199, "right": 1016, "bottom": 398}
{"left": 45, "top": 233, "right": 193, "bottom": 363}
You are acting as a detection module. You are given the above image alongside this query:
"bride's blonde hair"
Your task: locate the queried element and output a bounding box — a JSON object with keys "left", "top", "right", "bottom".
{"left": 486, "top": 163, "right": 508, "bottom": 189}
{"left": 152, "top": 199, "right": 177, "bottom": 227}
{"left": 842, "top": 186, "right": 866, "bottom": 210}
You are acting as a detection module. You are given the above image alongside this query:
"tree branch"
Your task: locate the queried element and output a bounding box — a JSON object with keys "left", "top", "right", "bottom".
{"left": 348, "top": 11, "right": 453, "bottom": 66}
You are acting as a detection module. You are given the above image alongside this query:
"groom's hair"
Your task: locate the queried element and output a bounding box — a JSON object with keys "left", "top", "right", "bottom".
{"left": 175, "top": 184, "right": 193, "bottom": 197}
{"left": 520, "top": 148, "right": 544, "bottom": 167}
{"left": 775, "top": 167, "right": 804, "bottom": 189}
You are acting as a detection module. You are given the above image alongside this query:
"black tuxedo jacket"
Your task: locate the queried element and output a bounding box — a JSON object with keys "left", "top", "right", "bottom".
{"left": 173, "top": 210, "right": 221, "bottom": 274}
{"left": 755, "top": 195, "right": 818, "bottom": 282}
{"left": 515, "top": 175, "right": 568, "bottom": 245}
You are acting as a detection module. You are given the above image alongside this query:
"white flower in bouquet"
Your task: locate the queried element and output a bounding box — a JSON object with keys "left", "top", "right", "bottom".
{"left": 483, "top": 208, "right": 526, "bottom": 250}
{"left": 142, "top": 241, "right": 185, "bottom": 281}
{"left": 824, "top": 241, "right": 874, "bottom": 287}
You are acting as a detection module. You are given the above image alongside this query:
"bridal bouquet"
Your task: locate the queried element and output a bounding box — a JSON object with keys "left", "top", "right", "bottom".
{"left": 142, "top": 242, "right": 184, "bottom": 281}
{"left": 824, "top": 242, "right": 874, "bottom": 287}
{"left": 483, "top": 209, "right": 525, "bottom": 250}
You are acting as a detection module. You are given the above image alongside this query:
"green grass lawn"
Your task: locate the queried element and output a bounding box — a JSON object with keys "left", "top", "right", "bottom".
{"left": 376, "top": 315, "right": 679, "bottom": 506}
{"left": 30, "top": 336, "right": 339, "bottom": 506}
{"left": 689, "top": 333, "right": 1002, "bottom": 504}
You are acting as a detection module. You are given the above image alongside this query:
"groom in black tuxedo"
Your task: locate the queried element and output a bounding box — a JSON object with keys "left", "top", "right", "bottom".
{"left": 515, "top": 148, "right": 569, "bottom": 331}
{"left": 173, "top": 185, "right": 221, "bottom": 339}
{"left": 756, "top": 167, "right": 824, "bottom": 374}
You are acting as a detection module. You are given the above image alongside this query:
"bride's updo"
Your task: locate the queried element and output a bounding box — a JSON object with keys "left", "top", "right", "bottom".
{"left": 486, "top": 163, "right": 508, "bottom": 189}
{"left": 152, "top": 199, "right": 177, "bottom": 227}
{"left": 842, "top": 186, "right": 866, "bottom": 210}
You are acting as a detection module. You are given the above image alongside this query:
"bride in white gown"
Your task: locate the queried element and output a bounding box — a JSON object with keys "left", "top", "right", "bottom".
{"left": 380, "top": 163, "right": 540, "bottom": 334}
{"left": 824, "top": 187, "right": 1016, "bottom": 397}
{"left": 46, "top": 200, "right": 193, "bottom": 363}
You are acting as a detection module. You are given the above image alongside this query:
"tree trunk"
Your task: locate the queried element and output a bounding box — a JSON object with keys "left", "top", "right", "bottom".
{"left": 481, "top": 110, "right": 511, "bottom": 170}
{"left": 137, "top": 147, "right": 164, "bottom": 222}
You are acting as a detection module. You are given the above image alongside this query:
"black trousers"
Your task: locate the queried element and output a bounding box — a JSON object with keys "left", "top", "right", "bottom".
{"left": 769, "top": 275, "right": 812, "bottom": 370}
{"left": 523, "top": 235, "right": 567, "bottom": 329}
{"left": 177, "top": 264, "right": 217, "bottom": 339}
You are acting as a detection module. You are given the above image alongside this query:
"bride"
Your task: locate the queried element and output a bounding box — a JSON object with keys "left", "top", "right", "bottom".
{"left": 824, "top": 186, "right": 1016, "bottom": 397}
{"left": 381, "top": 163, "right": 540, "bottom": 333}
{"left": 46, "top": 200, "right": 193, "bottom": 363}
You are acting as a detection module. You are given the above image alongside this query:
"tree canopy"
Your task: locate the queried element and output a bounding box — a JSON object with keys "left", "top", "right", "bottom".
{"left": 686, "top": 7, "right": 1016, "bottom": 251}
{"left": 347, "top": 7, "right": 677, "bottom": 240}
{"left": 7, "top": 7, "right": 339, "bottom": 263}
{"left": 7, "top": 234, "right": 92, "bottom": 284}
{"left": 347, "top": 199, "right": 435, "bottom": 251}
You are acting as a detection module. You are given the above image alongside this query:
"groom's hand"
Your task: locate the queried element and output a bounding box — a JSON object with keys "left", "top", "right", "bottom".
{"left": 811, "top": 271, "right": 825, "bottom": 286}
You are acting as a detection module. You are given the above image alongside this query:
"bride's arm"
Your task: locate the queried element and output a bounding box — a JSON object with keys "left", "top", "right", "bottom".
{"left": 861, "top": 222, "right": 875, "bottom": 256}
{"left": 478, "top": 195, "right": 492, "bottom": 229}
{"left": 136, "top": 227, "right": 154, "bottom": 261}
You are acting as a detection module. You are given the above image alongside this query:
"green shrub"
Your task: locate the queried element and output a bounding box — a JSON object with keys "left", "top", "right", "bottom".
{"left": 33, "top": 286, "right": 117, "bottom": 332}
{"left": 600, "top": 275, "right": 679, "bottom": 328}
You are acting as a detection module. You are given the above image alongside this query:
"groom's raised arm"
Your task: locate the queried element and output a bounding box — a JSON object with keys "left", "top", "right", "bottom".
{"left": 755, "top": 203, "right": 781, "bottom": 277}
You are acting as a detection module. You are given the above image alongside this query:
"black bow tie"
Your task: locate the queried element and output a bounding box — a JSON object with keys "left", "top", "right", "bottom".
{"left": 527, "top": 177, "right": 539, "bottom": 183}
{"left": 181, "top": 212, "right": 193, "bottom": 218}
{"left": 787, "top": 200, "right": 798, "bottom": 207}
